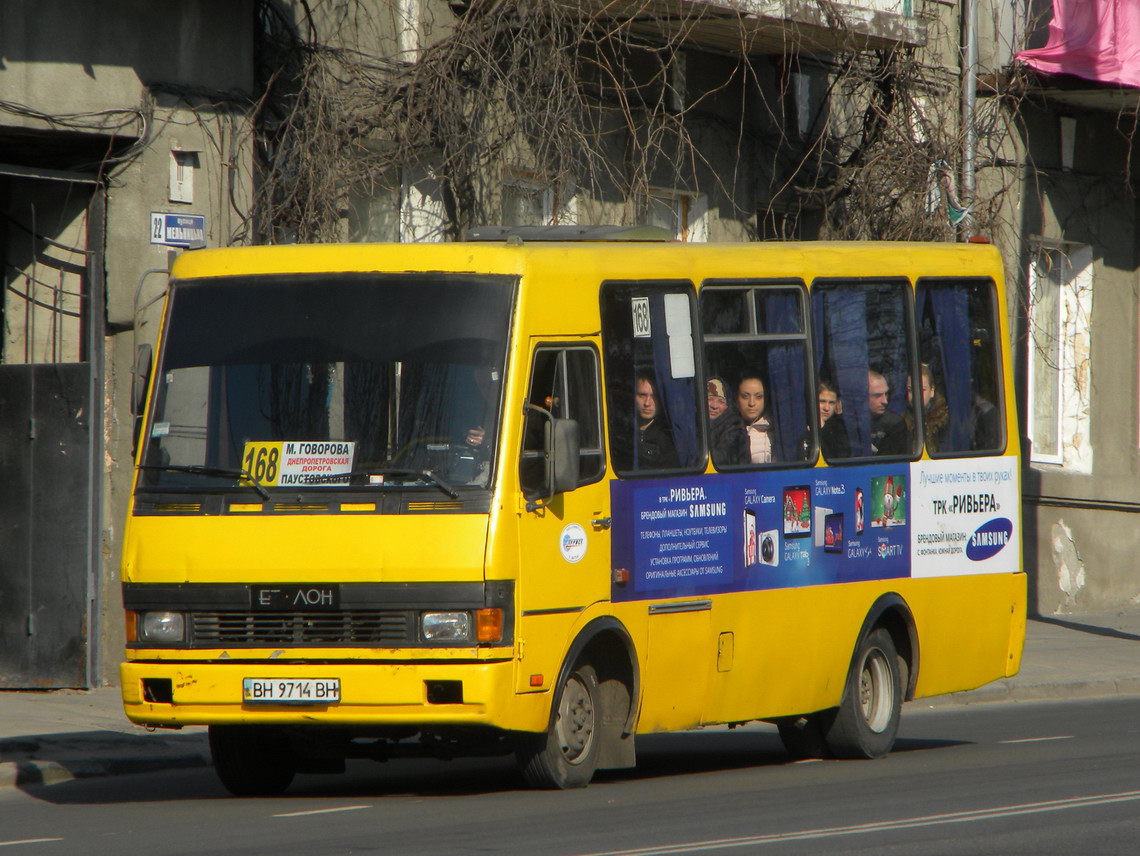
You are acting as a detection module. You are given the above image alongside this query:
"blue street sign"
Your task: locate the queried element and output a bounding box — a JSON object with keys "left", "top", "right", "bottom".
{"left": 150, "top": 212, "right": 206, "bottom": 247}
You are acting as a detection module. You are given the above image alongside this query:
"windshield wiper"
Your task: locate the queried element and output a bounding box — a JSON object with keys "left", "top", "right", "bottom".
{"left": 139, "top": 464, "right": 271, "bottom": 501}
{"left": 305, "top": 467, "right": 460, "bottom": 499}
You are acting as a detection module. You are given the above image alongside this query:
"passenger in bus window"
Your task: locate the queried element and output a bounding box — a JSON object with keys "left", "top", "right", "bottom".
{"left": 868, "top": 370, "right": 907, "bottom": 456}
{"left": 707, "top": 376, "right": 748, "bottom": 466}
{"left": 817, "top": 378, "right": 850, "bottom": 459}
{"left": 737, "top": 375, "right": 778, "bottom": 463}
{"left": 795, "top": 378, "right": 848, "bottom": 460}
{"left": 904, "top": 364, "right": 948, "bottom": 454}
{"left": 636, "top": 373, "right": 679, "bottom": 469}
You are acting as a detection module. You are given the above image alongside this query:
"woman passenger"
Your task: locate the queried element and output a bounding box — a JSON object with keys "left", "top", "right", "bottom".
{"left": 817, "top": 378, "right": 850, "bottom": 459}
{"left": 737, "top": 374, "right": 778, "bottom": 464}
{"left": 707, "top": 376, "right": 748, "bottom": 466}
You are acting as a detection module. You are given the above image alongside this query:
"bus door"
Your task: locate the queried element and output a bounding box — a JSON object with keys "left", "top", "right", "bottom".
{"left": 515, "top": 341, "right": 610, "bottom": 684}
{"left": 598, "top": 281, "right": 712, "bottom": 731}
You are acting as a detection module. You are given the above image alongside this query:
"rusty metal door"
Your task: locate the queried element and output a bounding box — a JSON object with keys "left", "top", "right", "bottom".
{"left": 0, "top": 167, "right": 103, "bottom": 688}
{"left": 0, "top": 364, "right": 93, "bottom": 687}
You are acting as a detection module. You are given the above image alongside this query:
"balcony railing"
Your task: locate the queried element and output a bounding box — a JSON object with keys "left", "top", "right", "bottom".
{"left": 585, "top": 0, "right": 926, "bottom": 54}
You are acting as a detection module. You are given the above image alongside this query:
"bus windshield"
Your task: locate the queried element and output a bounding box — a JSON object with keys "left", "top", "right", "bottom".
{"left": 138, "top": 272, "right": 515, "bottom": 494}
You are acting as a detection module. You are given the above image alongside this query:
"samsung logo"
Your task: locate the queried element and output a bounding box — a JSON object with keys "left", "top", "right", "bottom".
{"left": 966, "top": 517, "right": 1014, "bottom": 561}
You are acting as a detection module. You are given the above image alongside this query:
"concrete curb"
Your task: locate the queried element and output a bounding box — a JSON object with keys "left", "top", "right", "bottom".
{"left": 0, "top": 728, "right": 211, "bottom": 792}
{"left": 922, "top": 677, "right": 1140, "bottom": 707}
{"left": 0, "top": 751, "right": 210, "bottom": 790}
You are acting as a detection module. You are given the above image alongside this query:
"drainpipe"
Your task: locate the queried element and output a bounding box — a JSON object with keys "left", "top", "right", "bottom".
{"left": 960, "top": 0, "right": 977, "bottom": 238}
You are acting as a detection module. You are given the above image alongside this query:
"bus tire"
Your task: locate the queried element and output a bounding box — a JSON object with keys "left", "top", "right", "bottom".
{"left": 776, "top": 712, "right": 833, "bottom": 760}
{"left": 825, "top": 627, "right": 901, "bottom": 759}
{"left": 209, "top": 725, "right": 296, "bottom": 796}
{"left": 516, "top": 663, "right": 601, "bottom": 789}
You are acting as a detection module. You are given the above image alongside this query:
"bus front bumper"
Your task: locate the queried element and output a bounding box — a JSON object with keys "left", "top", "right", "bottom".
{"left": 120, "top": 659, "right": 543, "bottom": 731}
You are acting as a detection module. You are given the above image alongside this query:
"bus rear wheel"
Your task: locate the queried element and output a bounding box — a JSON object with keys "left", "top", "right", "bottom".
{"left": 825, "top": 627, "right": 901, "bottom": 759}
{"left": 209, "top": 725, "right": 296, "bottom": 796}
{"left": 516, "top": 664, "right": 600, "bottom": 789}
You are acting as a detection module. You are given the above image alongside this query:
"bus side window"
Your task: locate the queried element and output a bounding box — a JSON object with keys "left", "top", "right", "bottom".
{"left": 811, "top": 279, "right": 920, "bottom": 460}
{"left": 520, "top": 346, "right": 605, "bottom": 493}
{"left": 915, "top": 278, "right": 1005, "bottom": 455}
{"left": 600, "top": 282, "right": 704, "bottom": 476}
{"left": 700, "top": 282, "right": 814, "bottom": 467}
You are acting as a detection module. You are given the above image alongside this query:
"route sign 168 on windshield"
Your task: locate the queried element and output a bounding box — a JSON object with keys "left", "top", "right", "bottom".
{"left": 241, "top": 441, "right": 355, "bottom": 487}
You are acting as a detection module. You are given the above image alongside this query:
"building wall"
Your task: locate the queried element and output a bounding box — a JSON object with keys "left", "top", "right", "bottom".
{"left": 1002, "top": 101, "right": 1140, "bottom": 614}
{"left": 1, "top": 0, "right": 256, "bottom": 684}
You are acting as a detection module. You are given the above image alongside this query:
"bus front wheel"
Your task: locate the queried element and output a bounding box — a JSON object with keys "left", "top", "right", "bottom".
{"left": 209, "top": 725, "right": 296, "bottom": 796}
{"left": 825, "top": 627, "right": 901, "bottom": 759}
{"left": 516, "top": 664, "right": 601, "bottom": 789}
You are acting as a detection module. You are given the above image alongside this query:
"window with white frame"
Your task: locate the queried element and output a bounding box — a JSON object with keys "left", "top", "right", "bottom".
{"left": 646, "top": 191, "right": 708, "bottom": 242}
{"left": 401, "top": 167, "right": 448, "bottom": 243}
{"left": 397, "top": 0, "right": 421, "bottom": 59}
{"left": 347, "top": 170, "right": 445, "bottom": 243}
{"left": 502, "top": 177, "right": 551, "bottom": 227}
{"left": 348, "top": 184, "right": 400, "bottom": 242}
{"left": 501, "top": 171, "right": 576, "bottom": 226}
{"left": 1027, "top": 242, "right": 1093, "bottom": 471}
{"left": 790, "top": 61, "right": 829, "bottom": 139}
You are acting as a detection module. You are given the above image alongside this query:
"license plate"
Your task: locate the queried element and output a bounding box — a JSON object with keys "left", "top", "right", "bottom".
{"left": 243, "top": 678, "right": 340, "bottom": 704}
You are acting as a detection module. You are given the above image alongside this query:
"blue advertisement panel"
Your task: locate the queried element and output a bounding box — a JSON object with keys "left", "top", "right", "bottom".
{"left": 611, "top": 465, "right": 912, "bottom": 602}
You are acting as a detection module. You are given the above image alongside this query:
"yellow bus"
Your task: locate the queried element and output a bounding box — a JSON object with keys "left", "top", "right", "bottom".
{"left": 120, "top": 227, "right": 1025, "bottom": 795}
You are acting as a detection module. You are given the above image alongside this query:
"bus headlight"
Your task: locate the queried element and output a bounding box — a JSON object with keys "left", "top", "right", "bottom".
{"left": 421, "top": 611, "right": 471, "bottom": 642}
{"left": 138, "top": 611, "right": 186, "bottom": 644}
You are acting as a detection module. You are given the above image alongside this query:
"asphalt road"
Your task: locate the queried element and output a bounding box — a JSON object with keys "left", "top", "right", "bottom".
{"left": 3, "top": 697, "right": 1140, "bottom": 855}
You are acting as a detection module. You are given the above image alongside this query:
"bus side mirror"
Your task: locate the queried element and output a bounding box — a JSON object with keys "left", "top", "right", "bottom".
{"left": 523, "top": 403, "right": 581, "bottom": 510}
{"left": 548, "top": 417, "right": 581, "bottom": 495}
{"left": 131, "top": 344, "right": 153, "bottom": 459}
{"left": 132, "top": 344, "right": 153, "bottom": 417}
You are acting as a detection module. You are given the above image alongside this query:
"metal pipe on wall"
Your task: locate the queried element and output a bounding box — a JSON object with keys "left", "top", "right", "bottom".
{"left": 960, "top": 0, "right": 978, "bottom": 238}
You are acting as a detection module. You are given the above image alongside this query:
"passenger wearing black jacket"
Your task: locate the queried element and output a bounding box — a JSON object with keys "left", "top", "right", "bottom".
{"left": 807, "top": 378, "right": 851, "bottom": 460}
{"left": 635, "top": 373, "right": 679, "bottom": 469}
{"left": 706, "top": 376, "right": 748, "bottom": 466}
{"left": 868, "top": 370, "right": 908, "bottom": 456}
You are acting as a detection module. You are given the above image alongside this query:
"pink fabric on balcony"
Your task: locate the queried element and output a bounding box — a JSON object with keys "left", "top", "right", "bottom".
{"left": 1016, "top": 0, "right": 1140, "bottom": 88}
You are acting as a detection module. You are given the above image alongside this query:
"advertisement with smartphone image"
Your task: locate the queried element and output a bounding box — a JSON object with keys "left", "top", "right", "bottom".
{"left": 609, "top": 456, "right": 1018, "bottom": 602}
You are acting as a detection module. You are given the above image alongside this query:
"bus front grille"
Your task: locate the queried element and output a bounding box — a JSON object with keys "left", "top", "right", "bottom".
{"left": 190, "top": 610, "right": 412, "bottom": 646}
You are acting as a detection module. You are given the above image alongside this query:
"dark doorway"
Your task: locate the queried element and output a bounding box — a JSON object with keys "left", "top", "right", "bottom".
{"left": 0, "top": 164, "right": 103, "bottom": 688}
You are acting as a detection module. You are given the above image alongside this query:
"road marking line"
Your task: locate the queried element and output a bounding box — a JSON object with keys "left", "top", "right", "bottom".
{"left": 273, "top": 805, "right": 371, "bottom": 818}
{"left": 573, "top": 790, "right": 1140, "bottom": 855}
{"left": 1000, "top": 736, "right": 1073, "bottom": 744}
{"left": 0, "top": 841, "right": 64, "bottom": 848}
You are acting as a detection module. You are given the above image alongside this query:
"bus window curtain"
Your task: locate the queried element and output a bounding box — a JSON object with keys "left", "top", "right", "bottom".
{"left": 649, "top": 293, "right": 698, "bottom": 467}
{"left": 345, "top": 362, "right": 390, "bottom": 464}
{"left": 920, "top": 285, "right": 973, "bottom": 451}
{"left": 764, "top": 292, "right": 807, "bottom": 461}
{"left": 814, "top": 287, "right": 872, "bottom": 456}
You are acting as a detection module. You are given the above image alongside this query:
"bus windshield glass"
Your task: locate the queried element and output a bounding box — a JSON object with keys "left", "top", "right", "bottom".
{"left": 138, "top": 272, "right": 514, "bottom": 493}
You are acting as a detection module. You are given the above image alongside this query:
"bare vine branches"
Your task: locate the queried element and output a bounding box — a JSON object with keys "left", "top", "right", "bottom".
{"left": 249, "top": 0, "right": 1018, "bottom": 245}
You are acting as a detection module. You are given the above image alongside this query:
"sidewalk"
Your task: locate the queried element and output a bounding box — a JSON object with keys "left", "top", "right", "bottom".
{"left": 0, "top": 687, "right": 210, "bottom": 790}
{"left": 3, "top": 610, "right": 1140, "bottom": 790}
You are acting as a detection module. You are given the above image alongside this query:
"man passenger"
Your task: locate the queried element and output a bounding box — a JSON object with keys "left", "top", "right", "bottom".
{"left": 868, "top": 370, "right": 907, "bottom": 455}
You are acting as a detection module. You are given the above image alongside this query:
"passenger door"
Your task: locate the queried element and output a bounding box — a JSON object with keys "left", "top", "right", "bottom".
{"left": 514, "top": 343, "right": 610, "bottom": 674}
